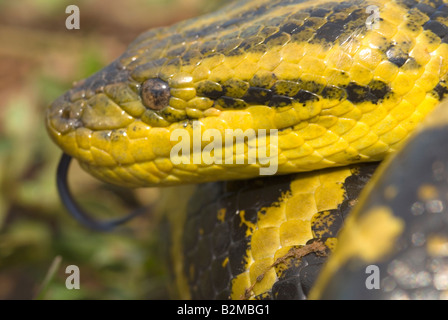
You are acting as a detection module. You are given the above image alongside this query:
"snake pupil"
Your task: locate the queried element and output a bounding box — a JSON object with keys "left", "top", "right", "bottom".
{"left": 141, "top": 78, "right": 170, "bottom": 111}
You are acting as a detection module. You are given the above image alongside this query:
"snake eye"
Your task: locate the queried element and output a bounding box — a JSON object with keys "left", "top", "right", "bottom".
{"left": 141, "top": 78, "right": 170, "bottom": 110}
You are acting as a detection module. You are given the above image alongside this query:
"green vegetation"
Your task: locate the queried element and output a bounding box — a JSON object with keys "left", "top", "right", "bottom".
{"left": 0, "top": 0, "right": 224, "bottom": 300}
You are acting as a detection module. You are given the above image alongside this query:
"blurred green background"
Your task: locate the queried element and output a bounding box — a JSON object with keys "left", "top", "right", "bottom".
{"left": 0, "top": 0, "right": 222, "bottom": 300}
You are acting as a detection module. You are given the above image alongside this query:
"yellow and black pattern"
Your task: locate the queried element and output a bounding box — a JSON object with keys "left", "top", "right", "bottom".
{"left": 47, "top": 0, "right": 448, "bottom": 188}
{"left": 310, "top": 100, "right": 448, "bottom": 300}
{"left": 176, "top": 163, "right": 377, "bottom": 299}
{"left": 45, "top": 0, "right": 448, "bottom": 300}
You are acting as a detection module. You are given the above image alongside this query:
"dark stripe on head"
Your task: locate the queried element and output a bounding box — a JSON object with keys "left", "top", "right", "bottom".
{"left": 196, "top": 76, "right": 392, "bottom": 109}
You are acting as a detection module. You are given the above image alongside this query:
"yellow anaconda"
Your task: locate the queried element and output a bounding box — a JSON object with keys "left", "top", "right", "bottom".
{"left": 46, "top": 0, "right": 448, "bottom": 299}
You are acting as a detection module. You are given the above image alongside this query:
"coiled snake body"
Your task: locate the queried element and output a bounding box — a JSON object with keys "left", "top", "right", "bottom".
{"left": 46, "top": 0, "right": 448, "bottom": 299}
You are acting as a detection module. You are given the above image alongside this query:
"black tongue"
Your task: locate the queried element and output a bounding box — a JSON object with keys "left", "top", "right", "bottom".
{"left": 56, "top": 153, "right": 147, "bottom": 231}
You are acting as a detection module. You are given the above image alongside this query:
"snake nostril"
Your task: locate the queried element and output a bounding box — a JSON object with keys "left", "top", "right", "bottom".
{"left": 141, "top": 78, "right": 170, "bottom": 111}
{"left": 61, "top": 107, "right": 71, "bottom": 119}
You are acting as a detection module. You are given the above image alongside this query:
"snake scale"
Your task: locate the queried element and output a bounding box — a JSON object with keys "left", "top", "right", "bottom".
{"left": 46, "top": 0, "right": 448, "bottom": 299}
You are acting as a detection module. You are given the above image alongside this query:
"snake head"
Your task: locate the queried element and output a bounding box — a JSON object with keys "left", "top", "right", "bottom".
{"left": 45, "top": 16, "right": 292, "bottom": 188}
{"left": 46, "top": 57, "right": 152, "bottom": 187}
{"left": 47, "top": 0, "right": 444, "bottom": 188}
